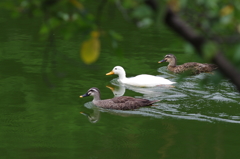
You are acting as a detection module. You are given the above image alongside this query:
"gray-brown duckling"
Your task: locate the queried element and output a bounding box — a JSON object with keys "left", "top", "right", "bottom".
{"left": 80, "top": 87, "right": 159, "bottom": 110}
{"left": 158, "top": 54, "right": 218, "bottom": 74}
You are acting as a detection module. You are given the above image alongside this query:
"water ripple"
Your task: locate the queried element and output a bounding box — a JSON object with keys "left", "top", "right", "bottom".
{"left": 79, "top": 68, "right": 240, "bottom": 124}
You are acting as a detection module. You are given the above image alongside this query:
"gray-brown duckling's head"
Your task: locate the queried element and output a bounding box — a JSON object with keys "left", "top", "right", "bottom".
{"left": 80, "top": 87, "right": 101, "bottom": 101}
{"left": 158, "top": 54, "right": 177, "bottom": 66}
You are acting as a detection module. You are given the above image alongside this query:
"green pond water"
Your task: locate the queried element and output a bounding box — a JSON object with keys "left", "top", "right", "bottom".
{"left": 1, "top": 4, "right": 240, "bottom": 159}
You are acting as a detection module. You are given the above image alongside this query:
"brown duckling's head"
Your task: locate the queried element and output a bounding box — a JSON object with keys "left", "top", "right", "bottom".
{"left": 158, "top": 54, "right": 177, "bottom": 65}
{"left": 158, "top": 54, "right": 176, "bottom": 63}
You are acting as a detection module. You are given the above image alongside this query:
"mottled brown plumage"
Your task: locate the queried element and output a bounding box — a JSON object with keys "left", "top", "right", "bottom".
{"left": 158, "top": 54, "right": 218, "bottom": 74}
{"left": 80, "top": 87, "right": 159, "bottom": 110}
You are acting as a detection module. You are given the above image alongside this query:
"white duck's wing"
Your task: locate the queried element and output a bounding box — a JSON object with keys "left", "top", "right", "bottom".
{"left": 123, "top": 74, "right": 175, "bottom": 87}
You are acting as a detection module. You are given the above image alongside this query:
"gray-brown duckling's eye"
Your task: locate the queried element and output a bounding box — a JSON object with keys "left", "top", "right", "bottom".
{"left": 88, "top": 90, "right": 94, "bottom": 95}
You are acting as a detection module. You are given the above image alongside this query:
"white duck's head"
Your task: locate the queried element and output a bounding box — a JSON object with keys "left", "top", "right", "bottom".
{"left": 106, "top": 66, "right": 126, "bottom": 80}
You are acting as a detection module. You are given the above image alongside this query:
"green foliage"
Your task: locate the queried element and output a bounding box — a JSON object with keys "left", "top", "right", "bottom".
{"left": 184, "top": 42, "right": 195, "bottom": 55}
{"left": 108, "top": 30, "right": 123, "bottom": 49}
{"left": 1, "top": 0, "right": 240, "bottom": 82}
{"left": 234, "top": 46, "right": 240, "bottom": 61}
{"left": 131, "top": 5, "right": 152, "bottom": 18}
{"left": 203, "top": 42, "right": 218, "bottom": 61}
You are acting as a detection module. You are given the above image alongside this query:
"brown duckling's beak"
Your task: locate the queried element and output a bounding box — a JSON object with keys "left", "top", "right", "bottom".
{"left": 106, "top": 71, "right": 114, "bottom": 75}
{"left": 80, "top": 93, "right": 89, "bottom": 98}
{"left": 158, "top": 59, "right": 167, "bottom": 63}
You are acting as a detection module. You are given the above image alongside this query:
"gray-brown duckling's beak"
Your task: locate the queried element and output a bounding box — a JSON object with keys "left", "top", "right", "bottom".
{"left": 80, "top": 93, "right": 89, "bottom": 98}
{"left": 158, "top": 59, "right": 167, "bottom": 63}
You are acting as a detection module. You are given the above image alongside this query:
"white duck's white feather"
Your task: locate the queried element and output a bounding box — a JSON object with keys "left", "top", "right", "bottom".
{"left": 107, "top": 66, "right": 175, "bottom": 87}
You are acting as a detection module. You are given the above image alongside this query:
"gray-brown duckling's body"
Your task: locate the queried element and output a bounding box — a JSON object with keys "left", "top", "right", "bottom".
{"left": 80, "top": 87, "right": 159, "bottom": 110}
{"left": 159, "top": 54, "right": 218, "bottom": 74}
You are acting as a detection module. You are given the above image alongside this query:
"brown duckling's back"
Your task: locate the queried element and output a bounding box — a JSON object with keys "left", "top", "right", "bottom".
{"left": 159, "top": 54, "right": 218, "bottom": 74}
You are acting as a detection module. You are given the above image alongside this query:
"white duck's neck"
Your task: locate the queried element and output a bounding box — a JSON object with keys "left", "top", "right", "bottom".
{"left": 118, "top": 70, "right": 126, "bottom": 81}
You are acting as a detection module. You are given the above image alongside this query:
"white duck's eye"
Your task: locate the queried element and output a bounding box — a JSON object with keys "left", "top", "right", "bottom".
{"left": 114, "top": 68, "right": 117, "bottom": 70}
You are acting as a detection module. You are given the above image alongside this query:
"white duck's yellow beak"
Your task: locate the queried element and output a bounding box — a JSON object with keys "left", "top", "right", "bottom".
{"left": 106, "top": 71, "right": 114, "bottom": 75}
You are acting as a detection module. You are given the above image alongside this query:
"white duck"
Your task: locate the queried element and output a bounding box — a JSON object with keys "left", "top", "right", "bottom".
{"left": 106, "top": 66, "right": 175, "bottom": 87}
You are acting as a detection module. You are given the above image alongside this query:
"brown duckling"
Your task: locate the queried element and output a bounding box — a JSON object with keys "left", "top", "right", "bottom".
{"left": 80, "top": 87, "right": 159, "bottom": 110}
{"left": 158, "top": 54, "right": 218, "bottom": 74}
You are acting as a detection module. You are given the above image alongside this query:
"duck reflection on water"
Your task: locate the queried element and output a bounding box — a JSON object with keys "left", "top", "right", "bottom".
{"left": 80, "top": 108, "right": 100, "bottom": 124}
{"left": 106, "top": 83, "right": 174, "bottom": 98}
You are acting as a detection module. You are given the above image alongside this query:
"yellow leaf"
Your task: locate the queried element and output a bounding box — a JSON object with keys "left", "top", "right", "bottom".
{"left": 69, "top": 0, "right": 84, "bottom": 11}
{"left": 80, "top": 31, "right": 100, "bottom": 64}
{"left": 220, "top": 5, "right": 234, "bottom": 16}
{"left": 237, "top": 24, "right": 240, "bottom": 33}
{"left": 167, "top": 0, "right": 180, "bottom": 12}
